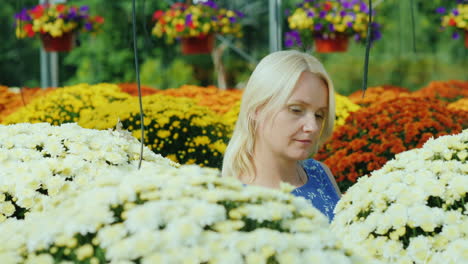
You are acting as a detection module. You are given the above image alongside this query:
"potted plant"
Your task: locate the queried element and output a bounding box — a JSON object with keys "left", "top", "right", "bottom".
{"left": 437, "top": 2, "right": 468, "bottom": 48}
{"left": 285, "top": 0, "right": 381, "bottom": 53}
{"left": 151, "top": 1, "right": 244, "bottom": 55}
{"left": 14, "top": 3, "right": 104, "bottom": 52}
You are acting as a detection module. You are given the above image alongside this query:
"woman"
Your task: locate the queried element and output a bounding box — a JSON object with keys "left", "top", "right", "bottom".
{"left": 222, "top": 50, "right": 341, "bottom": 221}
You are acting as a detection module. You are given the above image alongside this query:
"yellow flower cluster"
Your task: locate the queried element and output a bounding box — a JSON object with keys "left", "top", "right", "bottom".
{"left": 79, "top": 94, "right": 230, "bottom": 168}
{"left": 152, "top": 3, "right": 243, "bottom": 44}
{"left": 441, "top": 4, "right": 468, "bottom": 30}
{"left": 448, "top": 98, "right": 468, "bottom": 112}
{"left": 1, "top": 83, "right": 130, "bottom": 126}
{"left": 335, "top": 93, "right": 361, "bottom": 127}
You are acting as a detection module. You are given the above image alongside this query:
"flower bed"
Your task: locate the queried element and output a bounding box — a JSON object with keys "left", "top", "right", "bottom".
{"left": 332, "top": 130, "right": 468, "bottom": 263}
{"left": 159, "top": 85, "right": 243, "bottom": 115}
{"left": 78, "top": 94, "right": 230, "bottom": 168}
{"left": 0, "top": 86, "right": 53, "bottom": 122}
{"left": 348, "top": 85, "right": 411, "bottom": 107}
{"left": 117, "top": 83, "right": 159, "bottom": 96}
{"left": 413, "top": 80, "right": 468, "bottom": 103}
{"left": 0, "top": 122, "right": 175, "bottom": 222}
{"left": 315, "top": 96, "right": 467, "bottom": 192}
{"left": 0, "top": 123, "right": 365, "bottom": 264}
{"left": 1, "top": 83, "right": 130, "bottom": 125}
{"left": 448, "top": 97, "right": 468, "bottom": 112}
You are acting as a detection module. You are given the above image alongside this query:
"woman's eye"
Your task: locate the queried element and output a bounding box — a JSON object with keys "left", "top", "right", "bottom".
{"left": 315, "top": 112, "right": 325, "bottom": 119}
{"left": 289, "top": 107, "right": 303, "bottom": 113}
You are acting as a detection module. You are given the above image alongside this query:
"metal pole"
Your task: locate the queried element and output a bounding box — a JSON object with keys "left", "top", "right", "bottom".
{"left": 50, "top": 52, "right": 59, "bottom": 87}
{"left": 269, "top": 0, "right": 282, "bottom": 52}
{"left": 40, "top": 0, "right": 49, "bottom": 88}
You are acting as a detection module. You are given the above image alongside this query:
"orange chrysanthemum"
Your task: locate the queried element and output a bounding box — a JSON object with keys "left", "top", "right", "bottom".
{"left": 158, "top": 85, "right": 242, "bottom": 114}
{"left": 413, "top": 80, "right": 468, "bottom": 103}
{"left": 315, "top": 96, "right": 467, "bottom": 192}
{"left": 348, "top": 85, "right": 411, "bottom": 107}
{"left": 117, "top": 83, "right": 159, "bottom": 96}
{"left": 0, "top": 86, "right": 53, "bottom": 121}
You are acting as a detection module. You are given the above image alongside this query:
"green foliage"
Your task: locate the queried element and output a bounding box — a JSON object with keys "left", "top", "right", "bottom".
{"left": 140, "top": 58, "right": 199, "bottom": 89}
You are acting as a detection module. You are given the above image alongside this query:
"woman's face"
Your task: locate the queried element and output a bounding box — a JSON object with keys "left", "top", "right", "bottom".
{"left": 255, "top": 71, "right": 328, "bottom": 162}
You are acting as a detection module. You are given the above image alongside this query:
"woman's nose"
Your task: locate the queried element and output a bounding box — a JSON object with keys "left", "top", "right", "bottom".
{"left": 303, "top": 115, "right": 319, "bottom": 132}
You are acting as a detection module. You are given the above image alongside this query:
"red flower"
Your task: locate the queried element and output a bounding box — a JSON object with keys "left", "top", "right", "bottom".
{"left": 175, "top": 23, "right": 185, "bottom": 32}
{"left": 323, "top": 2, "right": 333, "bottom": 12}
{"left": 448, "top": 18, "right": 457, "bottom": 26}
{"left": 56, "top": 4, "right": 66, "bottom": 13}
{"left": 153, "top": 10, "right": 164, "bottom": 21}
{"left": 93, "top": 16, "right": 104, "bottom": 24}
{"left": 24, "top": 24, "right": 35, "bottom": 37}
{"left": 30, "top": 4, "right": 45, "bottom": 19}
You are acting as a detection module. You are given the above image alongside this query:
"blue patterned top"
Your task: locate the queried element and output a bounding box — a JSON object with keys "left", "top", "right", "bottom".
{"left": 291, "top": 159, "right": 340, "bottom": 221}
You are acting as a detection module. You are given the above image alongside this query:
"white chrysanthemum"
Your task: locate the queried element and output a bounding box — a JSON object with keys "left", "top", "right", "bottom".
{"left": 332, "top": 129, "right": 468, "bottom": 263}
{"left": 0, "top": 123, "right": 365, "bottom": 263}
{"left": 0, "top": 123, "right": 176, "bottom": 221}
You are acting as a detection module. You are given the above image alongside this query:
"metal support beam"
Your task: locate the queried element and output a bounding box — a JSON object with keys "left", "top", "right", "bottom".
{"left": 269, "top": 0, "right": 282, "bottom": 52}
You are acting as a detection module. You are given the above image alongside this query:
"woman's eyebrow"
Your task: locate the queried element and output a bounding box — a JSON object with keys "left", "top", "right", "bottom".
{"left": 288, "top": 99, "right": 328, "bottom": 109}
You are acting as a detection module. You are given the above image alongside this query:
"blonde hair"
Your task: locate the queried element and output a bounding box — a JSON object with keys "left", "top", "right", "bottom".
{"left": 221, "top": 50, "right": 335, "bottom": 179}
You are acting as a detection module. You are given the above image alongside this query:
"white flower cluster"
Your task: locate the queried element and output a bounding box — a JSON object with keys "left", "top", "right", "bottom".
{"left": 0, "top": 122, "right": 176, "bottom": 222}
{"left": 0, "top": 123, "right": 365, "bottom": 263}
{"left": 332, "top": 129, "right": 468, "bottom": 264}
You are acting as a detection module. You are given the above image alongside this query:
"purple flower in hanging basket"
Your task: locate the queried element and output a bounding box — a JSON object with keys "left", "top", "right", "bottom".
{"left": 451, "top": 9, "right": 459, "bottom": 16}
{"left": 435, "top": 7, "right": 446, "bottom": 14}
{"left": 15, "top": 9, "right": 31, "bottom": 21}
{"left": 307, "top": 10, "right": 315, "bottom": 17}
{"left": 235, "top": 10, "right": 245, "bottom": 18}
{"left": 452, "top": 31, "right": 460, "bottom": 39}
{"left": 314, "top": 23, "right": 323, "bottom": 31}
{"left": 284, "top": 30, "right": 302, "bottom": 48}
{"left": 229, "top": 16, "right": 237, "bottom": 23}
{"left": 79, "top": 5, "right": 89, "bottom": 13}
{"left": 340, "top": 10, "right": 347, "bottom": 17}
{"left": 342, "top": 2, "right": 352, "bottom": 9}
{"left": 84, "top": 22, "right": 93, "bottom": 31}
{"left": 347, "top": 21, "right": 353, "bottom": 28}
{"left": 360, "top": 2, "right": 368, "bottom": 13}
{"left": 328, "top": 24, "right": 335, "bottom": 32}
{"left": 354, "top": 34, "right": 361, "bottom": 41}
{"left": 319, "top": 10, "right": 327, "bottom": 18}
{"left": 201, "top": 1, "right": 218, "bottom": 9}
{"left": 185, "top": 14, "right": 193, "bottom": 25}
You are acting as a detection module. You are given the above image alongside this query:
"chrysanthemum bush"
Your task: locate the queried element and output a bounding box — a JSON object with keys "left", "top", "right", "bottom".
{"left": 315, "top": 97, "right": 467, "bottom": 192}
{"left": 117, "top": 83, "right": 159, "bottom": 96}
{"left": 412, "top": 80, "right": 468, "bottom": 103}
{"left": 160, "top": 85, "right": 243, "bottom": 115}
{"left": 448, "top": 97, "right": 468, "bottom": 112}
{"left": 1, "top": 83, "right": 130, "bottom": 125}
{"left": 0, "top": 124, "right": 366, "bottom": 264}
{"left": 79, "top": 94, "right": 230, "bottom": 168}
{"left": 0, "top": 86, "right": 53, "bottom": 122}
{"left": 334, "top": 93, "right": 360, "bottom": 127}
{"left": 0, "top": 122, "right": 176, "bottom": 222}
{"left": 348, "top": 85, "right": 411, "bottom": 107}
{"left": 331, "top": 130, "right": 468, "bottom": 264}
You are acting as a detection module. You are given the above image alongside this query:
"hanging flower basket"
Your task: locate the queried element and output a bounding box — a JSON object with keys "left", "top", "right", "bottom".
{"left": 314, "top": 34, "right": 349, "bottom": 53}
{"left": 181, "top": 34, "right": 215, "bottom": 55}
{"left": 40, "top": 32, "right": 75, "bottom": 52}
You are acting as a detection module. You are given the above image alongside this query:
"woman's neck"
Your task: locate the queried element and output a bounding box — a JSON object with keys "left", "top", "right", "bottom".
{"left": 240, "top": 151, "right": 304, "bottom": 189}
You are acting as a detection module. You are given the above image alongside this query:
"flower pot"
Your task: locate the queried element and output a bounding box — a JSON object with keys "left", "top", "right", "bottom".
{"left": 181, "top": 34, "right": 215, "bottom": 55}
{"left": 465, "top": 31, "right": 468, "bottom": 49}
{"left": 40, "top": 32, "right": 75, "bottom": 52}
{"left": 314, "top": 35, "right": 349, "bottom": 53}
